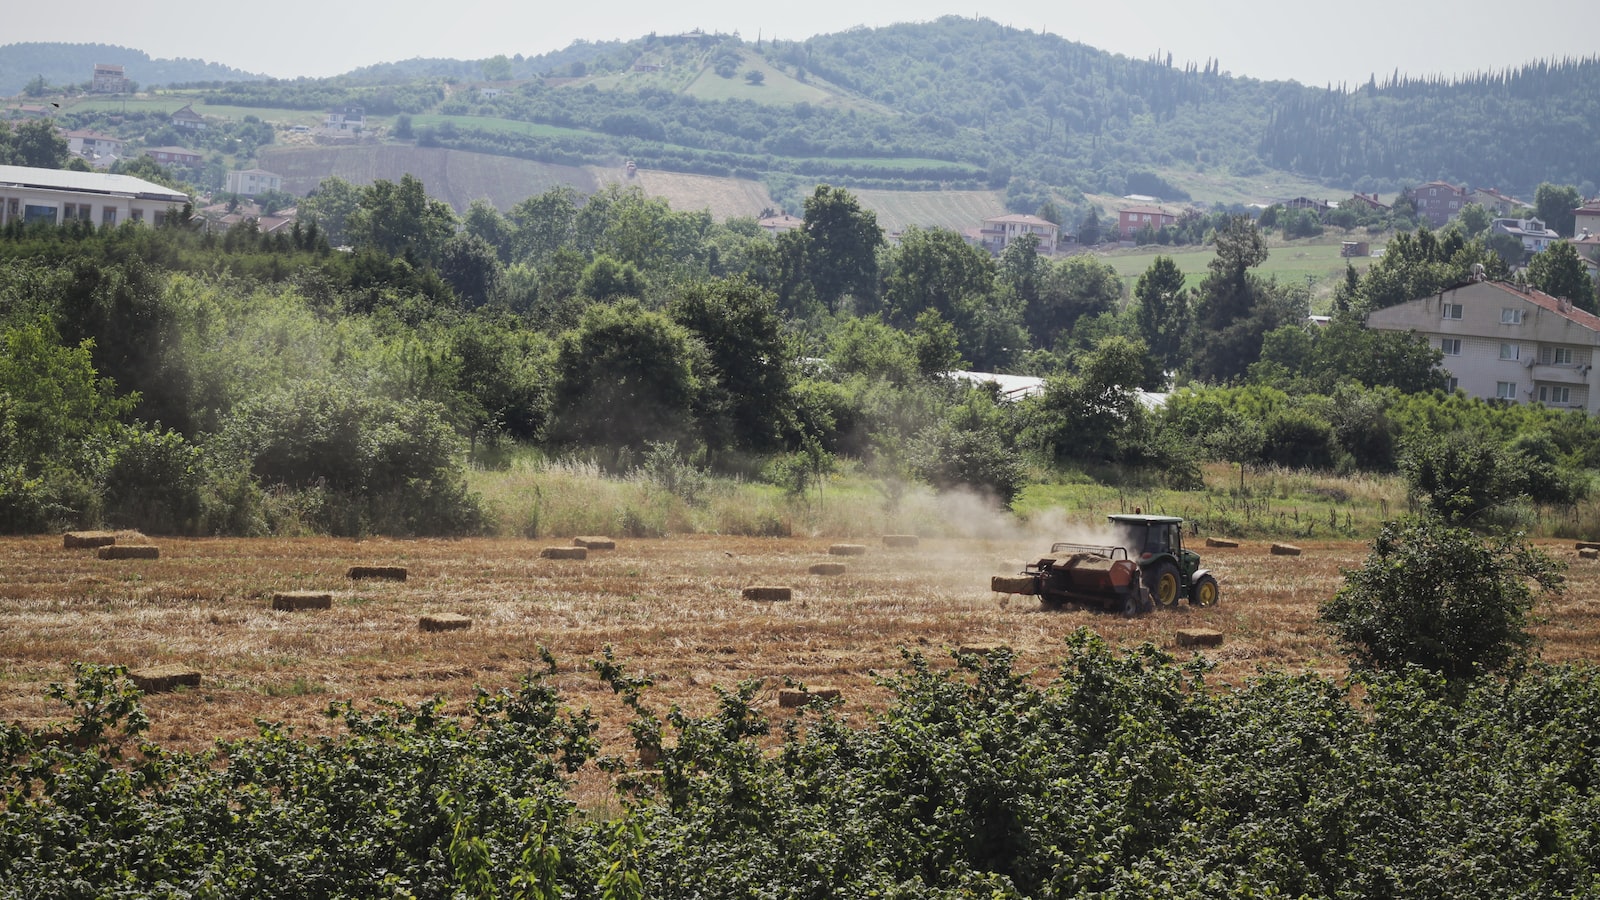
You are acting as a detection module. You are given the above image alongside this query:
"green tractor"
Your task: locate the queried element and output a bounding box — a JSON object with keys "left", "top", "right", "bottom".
{"left": 1108, "top": 513, "right": 1219, "bottom": 608}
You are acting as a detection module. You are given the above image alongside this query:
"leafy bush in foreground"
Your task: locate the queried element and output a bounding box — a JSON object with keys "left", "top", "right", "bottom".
{"left": 8, "top": 635, "right": 1600, "bottom": 897}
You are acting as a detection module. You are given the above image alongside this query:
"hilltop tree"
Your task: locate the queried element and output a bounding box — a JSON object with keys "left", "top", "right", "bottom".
{"left": 1029, "top": 254, "right": 1122, "bottom": 348}
{"left": 1457, "top": 202, "right": 1491, "bottom": 238}
{"left": 1077, "top": 207, "right": 1103, "bottom": 246}
{"left": 347, "top": 174, "right": 456, "bottom": 265}
{"left": 0, "top": 119, "right": 68, "bottom": 169}
{"left": 1133, "top": 256, "right": 1189, "bottom": 375}
{"left": 882, "top": 226, "right": 994, "bottom": 328}
{"left": 298, "top": 177, "right": 361, "bottom": 247}
{"left": 802, "top": 185, "right": 883, "bottom": 314}
{"left": 1187, "top": 216, "right": 1298, "bottom": 382}
{"left": 1535, "top": 183, "right": 1583, "bottom": 237}
{"left": 1526, "top": 241, "right": 1598, "bottom": 313}
{"left": 668, "top": 277, "right": 796, "bottom": 457}
{"left": 549, "top": 300, "right": 702, "bottom": 459}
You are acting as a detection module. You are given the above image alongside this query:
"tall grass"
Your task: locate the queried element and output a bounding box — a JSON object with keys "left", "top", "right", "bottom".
{"left": 471, "top": 457, "right": 1600, "bottom": 542}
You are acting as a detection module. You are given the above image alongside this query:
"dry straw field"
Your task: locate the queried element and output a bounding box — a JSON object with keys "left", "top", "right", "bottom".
{"left": 5, "top": 531, "right": 1600, "bottom": 769}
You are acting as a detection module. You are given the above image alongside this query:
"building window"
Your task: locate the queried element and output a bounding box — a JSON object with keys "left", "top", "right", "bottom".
{"left": 131, "top": 209, "right": 144, "bottom": 223}
{"left": 1502, "top": 308, "right": 1524, "bottom": 324}
{"left": 102, "top": 207, "right": 117, "bottom": 227}
{"left": 1539, "top": 385, "right": 1572, "bottom": 404}
{"left": 1540, "top": 346, "right": 1574, "bottom": 365}
{"left": 1499, "top": 343, "right": 1520, "bottom": 360}
{"left": 1441, "top": 338, "right": 1462, "bottom": 355}
{"left": 1442, "top": 303, "right": 1464, "bottom": 319}
{"left": 1496, "top": 381, "right": 1518, "bottom": 399}
{"left": 1445, "top": 376, "right": 1459, "bottom": 392}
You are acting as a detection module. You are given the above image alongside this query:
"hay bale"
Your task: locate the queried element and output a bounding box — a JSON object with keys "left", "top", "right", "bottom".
{"left": 1270, "top": 543, "right": 1303, "bottom": 557}
{"left": 540, "top": 546, "right": 587, "bottom": 560}
{"left": 742, "top": 585, "right": 793, "bottom": 602}
{"left": 1577, "top": 541, "right": 1600, "bottom": 551}
{"left": 419, "top": 613, "right": 472, "bottom": 632}
{"left": 828, "top": 543, "right": 868, "bottom": 556}
{"left": 98, "top": 545, "right": 159, "bottom": 560}
{"left": 882, "top": 534, "right": 920, "bottom": 549}
{"left": 1580, "top": 548, "right": 1600, "bottom": 560}
{"left": 990, "top": 575, "right": 1037, "bottom": 595}
{"left": 958, "top": 643, "right": 1010, "bottom": 657}
{"left": 129, "top": 664, "right": 201, "bottom": 693}
{"left": 271, "top": 591, "right": 333, "bottom": 611}
{"left": 347, "top": 565, "right": 407, "bottom": 581}
{"left": 1176, "top": 628, "right": 1225, "bottom": 649}
{"left": 574, "top": 536, "right": 616, "bottom": 550}
{"left": 1205, "top": 537, "right": 1240, "bottom": 548}
{"left": 778, "top": 687, "right": 842, "bottom": 708}
{"left": 808, "top": 562, "right": 848, "bottom": 576}
{"left": 63, "top": 531, "right": 117, "bottom": 549}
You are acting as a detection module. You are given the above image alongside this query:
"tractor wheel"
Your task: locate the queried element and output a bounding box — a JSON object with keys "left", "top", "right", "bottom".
{"left": 1146, "top": 562, "right": 1182, "bottom": 608}
{"left": 1190, "top": 574, "right": 1220, "bottom": 607}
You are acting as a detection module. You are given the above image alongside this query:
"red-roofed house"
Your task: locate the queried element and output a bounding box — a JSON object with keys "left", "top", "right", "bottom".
{"left": 1365, "top": 278, "right": 1600, "bottom": 411}
{"left": 1575, "top": 198, "right": 1600, "bottom": 240}
{"left": 1117, "top": 205, "right": 1176, "bottom": 240}
{"left": 757, "top": 212, "right": 803, "bottom": 236}
{"left": 1471, "top": 187, "right": 1524, "bottom": 218}
{"left": 169, "top": 104, "right": 207, "bottom": 131}
{"left": 1347, "top": 192, "right": 1390, "bottom": 212}
{"left": 1411, "top": 181, "right": 1468, "bottom": 228}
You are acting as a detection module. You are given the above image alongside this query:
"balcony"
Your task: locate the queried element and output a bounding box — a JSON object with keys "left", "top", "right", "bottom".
{"left": 1530, "top": 363, "right": 1591, "bottom": 385}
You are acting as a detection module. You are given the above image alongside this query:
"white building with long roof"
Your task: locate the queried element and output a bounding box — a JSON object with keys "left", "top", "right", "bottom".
{"left": 0, "top": 164, "right": 189, "bottom": 229}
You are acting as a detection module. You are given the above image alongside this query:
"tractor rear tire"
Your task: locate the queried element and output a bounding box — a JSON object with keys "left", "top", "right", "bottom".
{"left": 1190, "top": 573, "right": 1220, "bottom": 607}
{"left": 1147, "top": 562, "right": 1182, "bottom": 608}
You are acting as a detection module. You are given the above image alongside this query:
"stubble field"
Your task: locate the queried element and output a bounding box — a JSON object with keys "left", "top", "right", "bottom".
{"left": 4, "top": 532, "right": 1600, "bottom": 771}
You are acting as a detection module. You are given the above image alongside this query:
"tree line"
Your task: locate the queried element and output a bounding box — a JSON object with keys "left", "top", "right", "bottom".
{"left": 5, "top": 168, "right": 1597, "bottom": 537}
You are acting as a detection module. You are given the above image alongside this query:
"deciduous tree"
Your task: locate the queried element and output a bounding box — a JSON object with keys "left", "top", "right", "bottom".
{"left": 1320, "top": 516, "right": 1562, "bottom": 680}
{"left": 1526, "top": 240, "right": 1598, "bottom": 312}
{"left": 802, "top": 185, "right": 883, "bottom": 314}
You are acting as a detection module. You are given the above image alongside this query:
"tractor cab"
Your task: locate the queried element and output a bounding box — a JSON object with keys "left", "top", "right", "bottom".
{"left": 1107, "top": 513, "right": 1216, "bottom": 607}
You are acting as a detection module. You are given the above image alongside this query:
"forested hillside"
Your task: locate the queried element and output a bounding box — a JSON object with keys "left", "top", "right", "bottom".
{"left": 1262, "top": 58, "right": 1600, "bottom": 191}
{"left": 0, "top": 43, "right": 261, "bottom": 96}
{"left": 19, "top": 19, "right": 1597, "bottom": 210}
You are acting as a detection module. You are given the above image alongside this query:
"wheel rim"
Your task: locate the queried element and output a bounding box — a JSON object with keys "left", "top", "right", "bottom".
{"left": 1196, "top": 580, "right": 1218, "bottom": 607}
{"left": 1157, "top": 572, "right": 1180, "bottom": 606}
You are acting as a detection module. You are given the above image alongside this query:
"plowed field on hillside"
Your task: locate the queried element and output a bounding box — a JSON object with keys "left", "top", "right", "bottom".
{"left": 259, "top": 145, "right": 597, "bottom": 210}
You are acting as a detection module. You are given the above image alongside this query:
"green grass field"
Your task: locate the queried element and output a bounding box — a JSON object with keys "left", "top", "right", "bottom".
{"left": 1098, "top": 237, "right": 1382, "bottom": 311}
{"left": 67, "top": 94, "right": 322, "bottom": 126}
{"left": 685, "top": 56, "right": 838, "bottom": 106}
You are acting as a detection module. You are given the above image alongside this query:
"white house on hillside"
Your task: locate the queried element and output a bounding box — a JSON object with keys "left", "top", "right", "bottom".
{"left": 225, "top": 168, "right": 283, "bottom": 197}
{"left": 1365, "top": 279, "right": 1600, "bottom": 412}
{"left": 1492, "top": 217, "right": 1560, "bottom": 255}
{"left": 978, "top": 213, "right": 1059, "bottom": 254}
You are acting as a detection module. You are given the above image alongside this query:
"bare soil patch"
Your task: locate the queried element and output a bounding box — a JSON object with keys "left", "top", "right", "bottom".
{"left": 3, "top": 535, "right": 1597, "bottom": 762}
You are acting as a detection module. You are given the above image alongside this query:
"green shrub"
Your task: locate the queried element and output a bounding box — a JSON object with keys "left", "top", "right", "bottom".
{"left": 101, "top": 425, "right": 204, "bottom": 534}
{"left": 212, "top": 381, "right": 484, "bottom": 536}
{"left": 1319, "top": 516, "right": 1563, "bottom": 679}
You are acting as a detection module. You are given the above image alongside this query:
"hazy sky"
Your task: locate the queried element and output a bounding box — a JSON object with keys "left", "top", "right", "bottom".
{"left": 9, "top": 0, "right": 1594, "bottom": 87}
